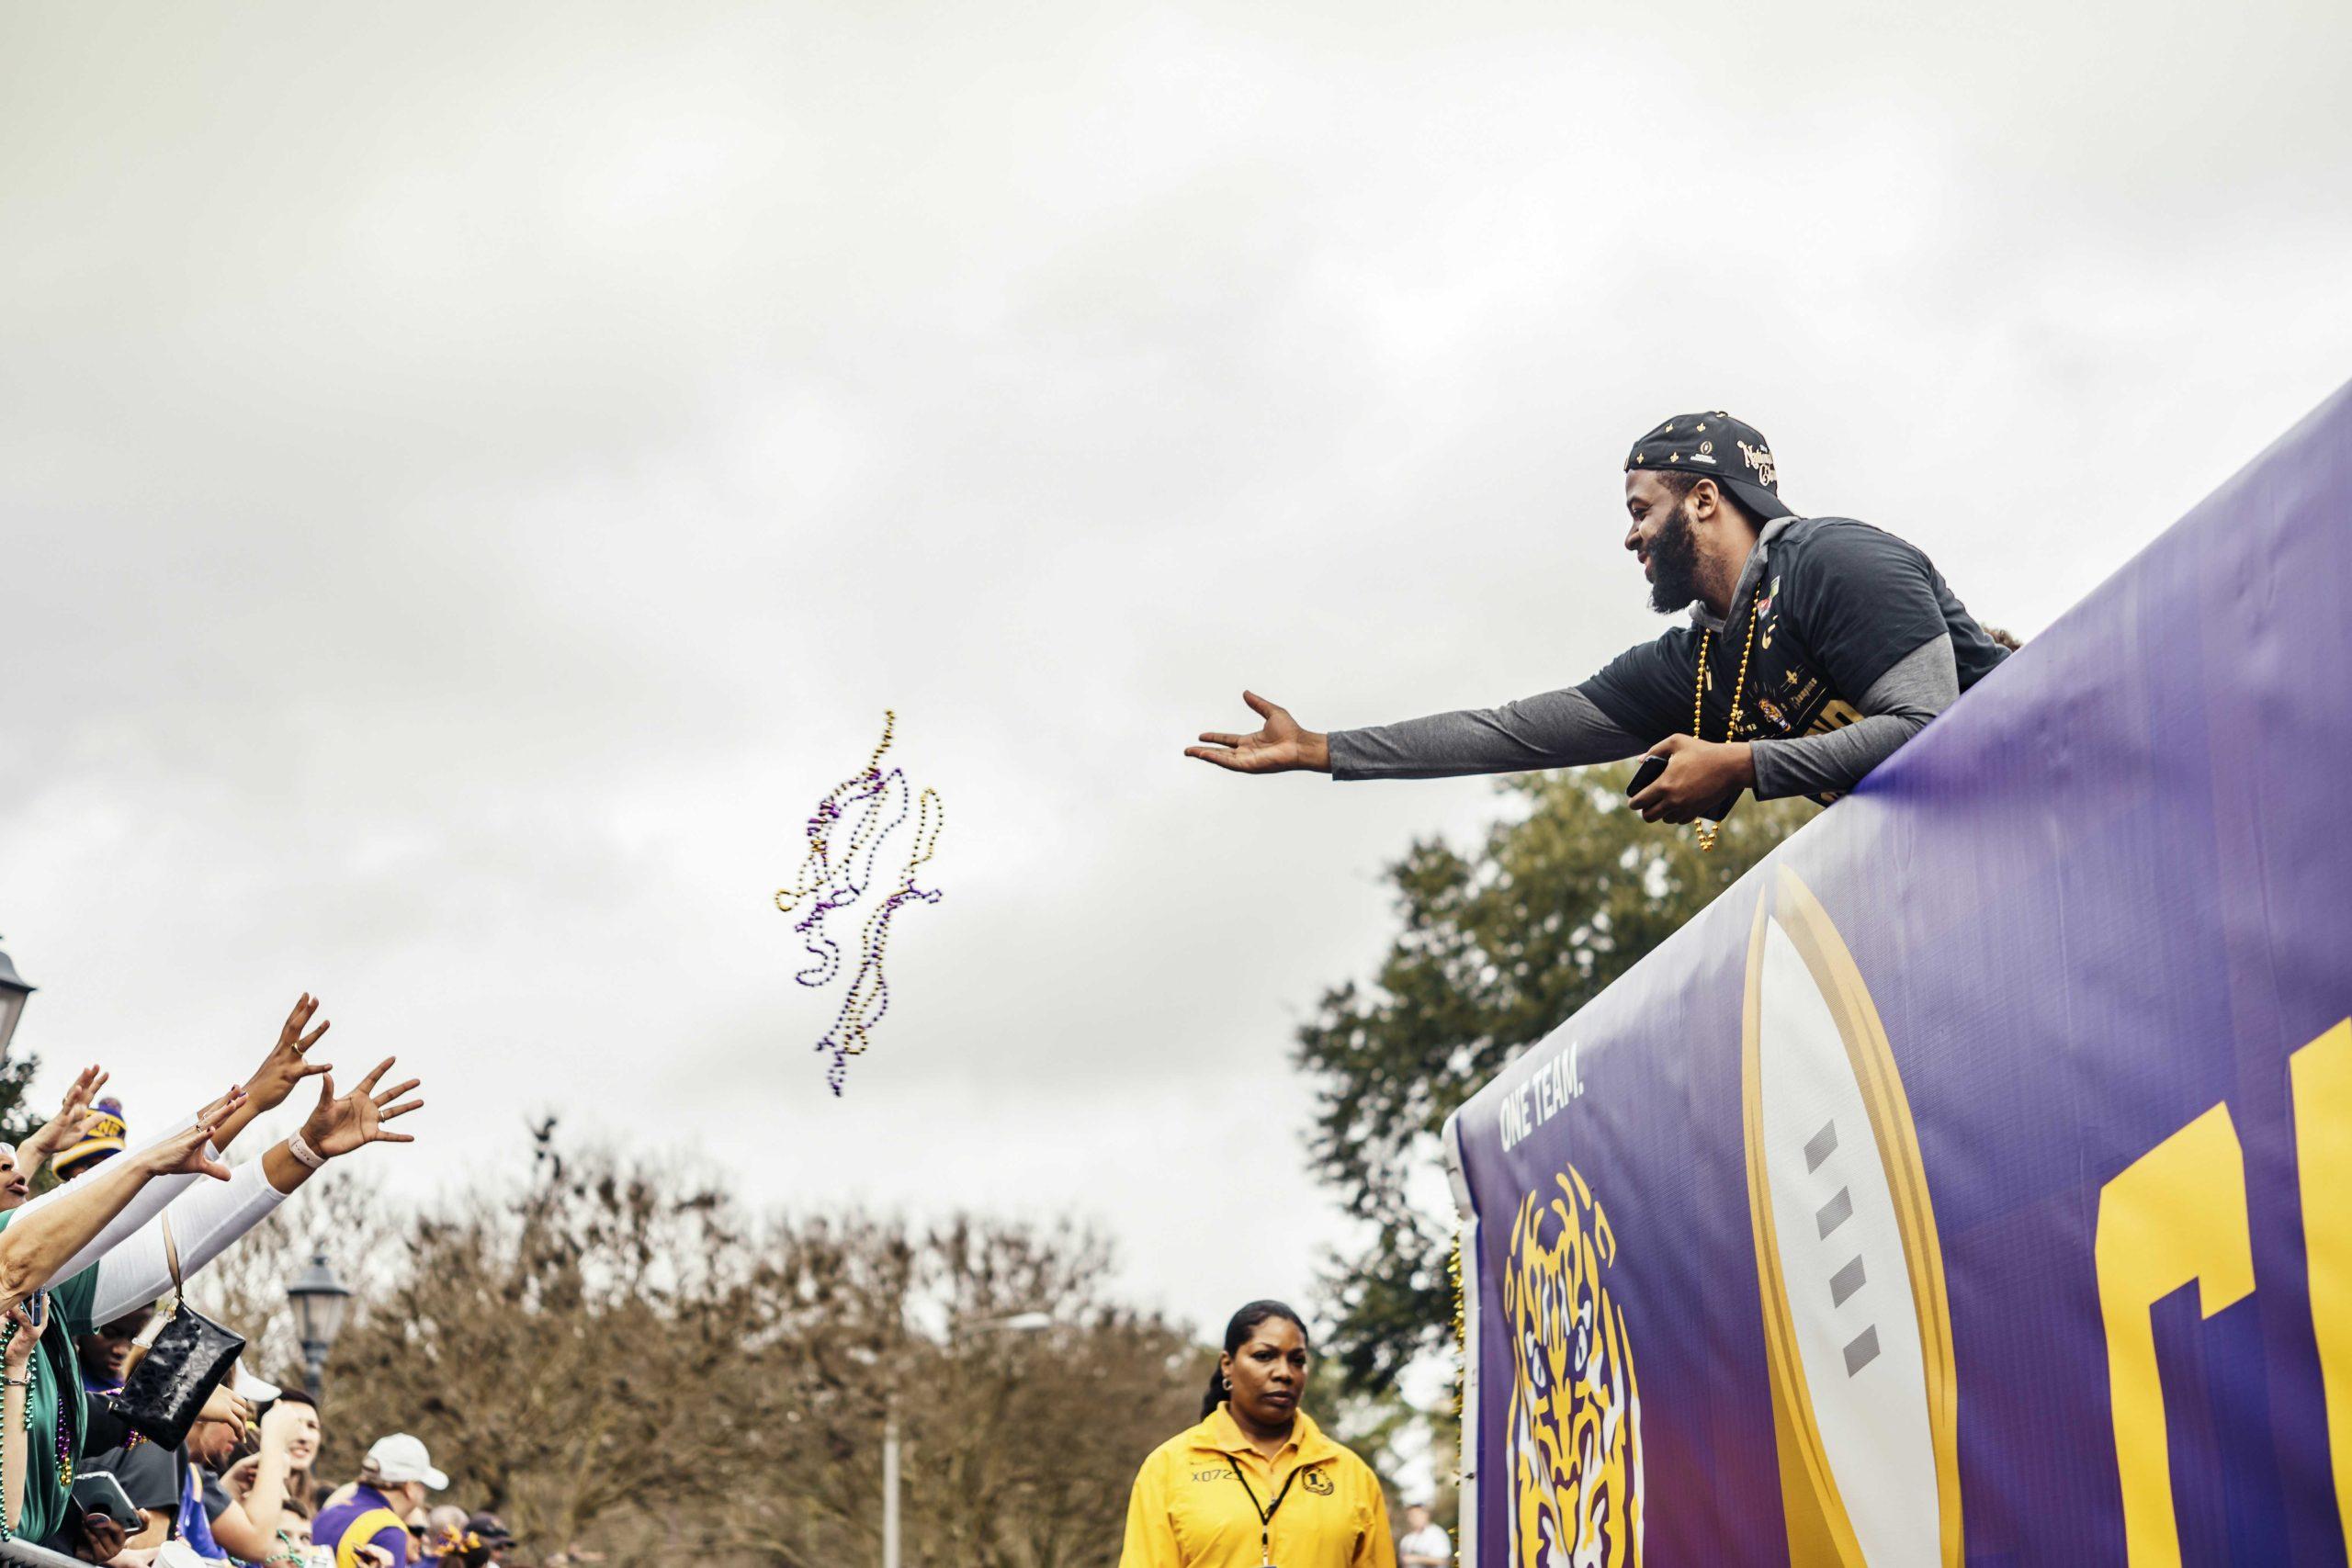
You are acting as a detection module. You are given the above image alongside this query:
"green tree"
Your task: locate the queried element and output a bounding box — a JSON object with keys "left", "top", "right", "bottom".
{"left": 1297, "top": 768, "right": 1809, "bottom": 1393}
{"left": 0, "top": 1050, "right": 42, "bottom": 1146}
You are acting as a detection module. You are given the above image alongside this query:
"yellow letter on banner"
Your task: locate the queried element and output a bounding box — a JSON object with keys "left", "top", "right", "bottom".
{"left": 2096, "top": 1102, "right": 2256, "bottom": 1566}
{"left": 2293, "top": 1020, "right": 2352, "bottom": 1550}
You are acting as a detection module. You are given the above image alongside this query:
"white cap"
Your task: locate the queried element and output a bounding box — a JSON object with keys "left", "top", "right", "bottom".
{"left": 231, "top": 1365, "right": 280, "bottom": 1404}
{"left": 363, "top": 1434, "right": 448, "bottom": 1491}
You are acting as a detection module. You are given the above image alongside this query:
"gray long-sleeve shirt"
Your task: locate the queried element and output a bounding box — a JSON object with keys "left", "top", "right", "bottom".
{"left": 1328, "top": 637, "right": 1955, "bottom": 798}
{"left": 1329, "top": 514, "right": 1997, "bottom": 802}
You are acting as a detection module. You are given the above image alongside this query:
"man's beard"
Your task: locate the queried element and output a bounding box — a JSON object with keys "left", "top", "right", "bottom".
{"left": 1646, "top": 499, "right": 1702, "bottom": 614}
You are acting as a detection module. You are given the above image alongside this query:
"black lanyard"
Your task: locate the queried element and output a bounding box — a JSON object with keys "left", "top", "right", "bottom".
{"left": 1229, "top": 1458, "right": 1305, "bottom": 1567}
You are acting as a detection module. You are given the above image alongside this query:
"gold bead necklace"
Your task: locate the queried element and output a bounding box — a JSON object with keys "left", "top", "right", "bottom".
{"left": 1689, "top": 599, "right": 1758, "bottom": 853}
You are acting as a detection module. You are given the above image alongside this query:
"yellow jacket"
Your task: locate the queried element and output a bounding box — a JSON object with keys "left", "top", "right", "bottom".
{"left": 1121, "top": 1404, "right": 1397, "bottom": 1568}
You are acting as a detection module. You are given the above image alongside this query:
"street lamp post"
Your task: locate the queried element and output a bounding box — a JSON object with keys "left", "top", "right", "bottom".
{"left": 0, "top": 936, "right": 36, "bottom": 1064}
{"left": 287, "top": 1251, "right": 351, "bottom": 1399}
{"left": 882, "top": 1401, "right": 901, "bottom": 1568}
{"left": 878, "top": 1312, "right": 1052, "bottom": 1568}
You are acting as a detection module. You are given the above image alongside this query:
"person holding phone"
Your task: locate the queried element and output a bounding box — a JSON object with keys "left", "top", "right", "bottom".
{"left": 4, "top": 1293, "right": 53, "bottom": 1538}
{"left": 0, "top": 1102, "right": 243, "bottom": 1558}
{"left": 17, "top": 1047, "right": 424, "bottom": 1562}
{"left": 1120, "top": 1302, "right": 1395, "bottom": 1568}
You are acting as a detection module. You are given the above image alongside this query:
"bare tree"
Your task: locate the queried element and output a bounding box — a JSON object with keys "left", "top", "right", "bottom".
{"left": 250, "top": 1127, "right": 1199, "bottom": 1567}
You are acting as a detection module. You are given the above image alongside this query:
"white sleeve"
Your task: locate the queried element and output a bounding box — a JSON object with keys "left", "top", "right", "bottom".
{"left": 15, "top": 1114, "right": 209, "bottom": 1282}
{"left": 87, "top": 1156, "right": 290, "bottom": 1326}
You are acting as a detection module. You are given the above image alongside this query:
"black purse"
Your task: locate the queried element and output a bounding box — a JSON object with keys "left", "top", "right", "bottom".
{"left": 114, "top": 1213, "right": 246, "bottom": 1450}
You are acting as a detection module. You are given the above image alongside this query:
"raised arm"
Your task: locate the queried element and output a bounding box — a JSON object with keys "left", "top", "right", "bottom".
{"left": 18, "top": 1080, "right": 244, "bottom": 1284}
{"left": 13, "top": 1065, "right": 110, "bottom": 1180}
{"left": 88, "top": 1059, "right": 422, "bottom": 1326}
{"left": 208, "top": 1399, "right": 317, "bottom": 1560}
{"left": 17, "top": 993, "right": 335, "bottom": 1282}
{"left": 207, "top": 993, "right": 334, "bottom": 1156}
{"left": 0, "top": 1099, "right": 238, "bottom": 1312}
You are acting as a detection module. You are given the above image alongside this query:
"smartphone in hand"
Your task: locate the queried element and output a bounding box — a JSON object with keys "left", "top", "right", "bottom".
{"left": 70, "top": 1470, "right": 144, "bottom": 1533}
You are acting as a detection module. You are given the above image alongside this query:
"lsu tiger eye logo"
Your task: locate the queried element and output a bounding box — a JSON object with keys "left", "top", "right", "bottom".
{"left": 1505, "top": 1164, "right": 1644, "bottom": 1567}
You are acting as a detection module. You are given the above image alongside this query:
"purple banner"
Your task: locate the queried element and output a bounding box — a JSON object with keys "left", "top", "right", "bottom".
{"left": 1444, "top": 381, "right": 2352, "bottom": 1565}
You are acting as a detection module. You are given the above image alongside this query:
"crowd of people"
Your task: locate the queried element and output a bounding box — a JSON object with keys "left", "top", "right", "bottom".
{"left": 0, "top": 995, "right": 515, "bottom": 1568}
{"left": 1, "top": 997, "right": 1452, "bottom": 1568}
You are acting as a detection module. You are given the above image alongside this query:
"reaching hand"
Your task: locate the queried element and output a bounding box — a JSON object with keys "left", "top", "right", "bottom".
{"left": 300, "top": 1058, "right": 424, "bottom": 1159}
{"left": 56, "top": 1065, "right": 110, "bottom": 1137}
{"left": 220, "top": 1454, "right": 261, "bottom": 1497}
{"left": 18, "top": 1064, "right": 110, "bottom": 1166}
{"left": 198, "top": 1381, "right": 254, "bottom": 1433}
{"left": 1185, "top": 691, "right": 1331, "bottom": 774}
{"left": 258, "top": 1397, "right": 318, "bottom": 1456}
{"left": 244, "top": 994, "right": 334, "bottom": 1114}
{"left": 138, "top": 1092, "right": 243, "bottom": 1182}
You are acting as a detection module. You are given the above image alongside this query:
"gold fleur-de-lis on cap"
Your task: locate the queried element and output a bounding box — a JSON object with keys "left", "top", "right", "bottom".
{"left": 1697, "top": 422, "right": 1707, "bottom": 432}
{"left": 1670, "top": 452, "right": 1682, "bottom": 461}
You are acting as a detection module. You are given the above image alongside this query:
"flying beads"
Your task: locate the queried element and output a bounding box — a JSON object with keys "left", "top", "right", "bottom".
{"left": 775, "top": 711, "right": 945, "bottom": 1094}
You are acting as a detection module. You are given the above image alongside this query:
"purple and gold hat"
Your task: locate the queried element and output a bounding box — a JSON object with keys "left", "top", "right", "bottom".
{"left": 52, "top": 1098, "right": 128, "bottom": 1179}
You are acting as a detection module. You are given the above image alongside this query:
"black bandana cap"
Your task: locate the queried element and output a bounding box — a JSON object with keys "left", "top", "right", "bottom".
{"left": 1625, "top": 411, "right": 1792, "bottom": 521}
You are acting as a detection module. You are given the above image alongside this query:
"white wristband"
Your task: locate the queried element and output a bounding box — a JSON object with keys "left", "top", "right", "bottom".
{"left": 287, "top": 1131, "right": 326, "bottom": 1171}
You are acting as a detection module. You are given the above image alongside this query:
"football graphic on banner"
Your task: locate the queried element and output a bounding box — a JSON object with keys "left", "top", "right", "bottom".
{"left": 1742, "top": 867, "right": 1960, "bottom": 1568}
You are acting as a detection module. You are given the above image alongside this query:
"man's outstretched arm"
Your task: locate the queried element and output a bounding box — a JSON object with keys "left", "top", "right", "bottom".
{"left": 1326, "top": 685, "right": 1649, "bottom": 779}
{"left": 1187, "top": 687, "right": 1649, "bottom": 779}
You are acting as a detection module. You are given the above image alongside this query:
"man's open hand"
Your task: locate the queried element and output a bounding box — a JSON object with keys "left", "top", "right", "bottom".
{"left": 1186, "top": 691, "right": 1330, "bottom": 774}
{"left": 1627, "top": 734, "right": 1755, "bottom": 823}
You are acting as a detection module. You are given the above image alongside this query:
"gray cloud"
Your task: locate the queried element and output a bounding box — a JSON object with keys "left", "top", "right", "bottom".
{"left": 4, "top": 0, "right": 2347, "bottom": 1340}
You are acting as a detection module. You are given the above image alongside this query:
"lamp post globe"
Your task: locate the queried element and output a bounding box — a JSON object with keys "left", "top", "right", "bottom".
{"left": 0, "top": 937, "right": 35, "bottom": 1064}
{"left": 288, "top": 1251, "right": 351, "bottom": 1399}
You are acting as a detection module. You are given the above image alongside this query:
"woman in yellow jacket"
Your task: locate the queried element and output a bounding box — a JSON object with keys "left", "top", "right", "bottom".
{"left": 1122, "top": 1301, "right": 1396, "bottom": 1568}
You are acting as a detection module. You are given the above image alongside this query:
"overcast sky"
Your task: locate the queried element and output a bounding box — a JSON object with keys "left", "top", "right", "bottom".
{"left": 4, "top": 0, "right": 2347, "bottom": 1359}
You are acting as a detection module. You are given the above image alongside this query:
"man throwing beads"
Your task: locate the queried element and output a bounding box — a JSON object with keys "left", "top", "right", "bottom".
{"left": 1186, "top": 412, "right": 2008, "bottom": 836}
